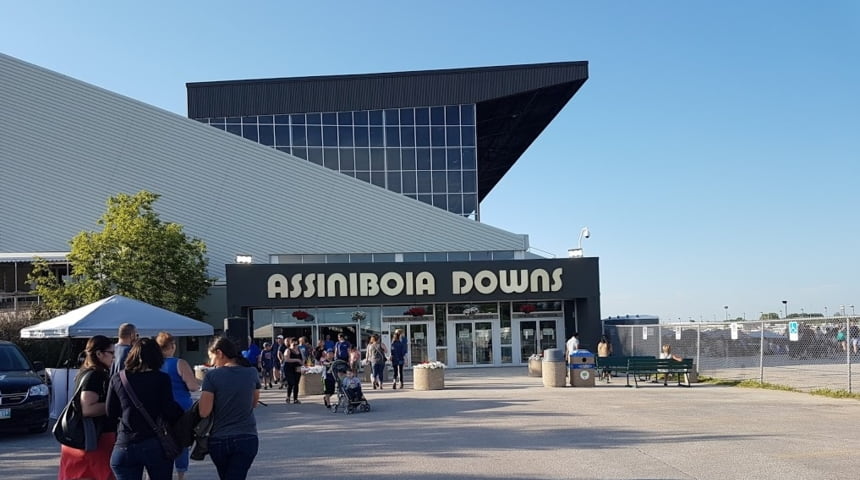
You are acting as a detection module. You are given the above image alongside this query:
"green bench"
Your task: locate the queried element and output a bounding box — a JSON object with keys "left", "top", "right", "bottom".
{"left": 625, "top": 358, "right": 694, "bottom": 388}
{"left": 594, "top": 356, "right": 653, "bottom": 381}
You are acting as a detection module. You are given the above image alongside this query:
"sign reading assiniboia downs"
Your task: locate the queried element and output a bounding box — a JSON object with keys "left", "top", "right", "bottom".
{"left": 267, "top": 268, "right": 564, "bottom": 299}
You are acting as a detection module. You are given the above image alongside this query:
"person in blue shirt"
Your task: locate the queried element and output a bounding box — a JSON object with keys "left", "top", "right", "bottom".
{"left": 334, "top": 333, "right": 351, "bottom": 362}
{"left": 242, "top": 339, "right": 262, "bottom": 374}
{"left": 258, "top": 342, "right": 275, "bottom": 389}
{"left": 390, "top": 330, "right": 408, "bottom": 389}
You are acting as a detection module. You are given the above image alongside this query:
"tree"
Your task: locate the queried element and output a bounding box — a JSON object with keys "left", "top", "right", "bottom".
{"left": 29, "top": 191, "right": 214, "bottom": 319}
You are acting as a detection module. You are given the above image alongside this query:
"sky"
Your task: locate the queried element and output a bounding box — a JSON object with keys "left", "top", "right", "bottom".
{"left": 3, "top": 1, "right": 858, "bottom": 323}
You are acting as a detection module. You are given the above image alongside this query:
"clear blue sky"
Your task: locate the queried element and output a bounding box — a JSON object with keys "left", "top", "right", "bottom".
{"left": 3, "top": 1, "right": 858, "bottom": 322}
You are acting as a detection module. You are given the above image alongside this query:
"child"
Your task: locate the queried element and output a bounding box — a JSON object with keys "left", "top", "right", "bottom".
{"left": 258, "top": 342, "right": 275, "bottom": 389}
{"left": 321, "top": 350, "right": 337, "bottom": 408}
{"left": 348, "top": 346, "right": 361, "bottom": 374}
{"left": 341, "top": 368, "right": 364, "bottom": 403}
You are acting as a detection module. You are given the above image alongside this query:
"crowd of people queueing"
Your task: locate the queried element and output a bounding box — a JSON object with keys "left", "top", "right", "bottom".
{"left": 58, "top": 323, "right": 261, "bottom": 480}
{"left": 245, "top": 330, "right": 409, "bottom": 406}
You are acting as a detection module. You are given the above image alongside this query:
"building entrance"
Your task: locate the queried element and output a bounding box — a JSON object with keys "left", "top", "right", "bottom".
{"left": 387, "top": 321, "right": 433, "bottom": 365}
{"left": 513, "top": 318, "right": 561, "bottom": 363}
{"left": 451, "top": 321, "right": 496, "bottom": 366}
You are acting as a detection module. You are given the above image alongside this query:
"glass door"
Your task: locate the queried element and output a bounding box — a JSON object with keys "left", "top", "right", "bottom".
{"left": 513, "top": 318, "right": 560, "bottom": 363}
{"left": 388, "top": 322, "right": 433, "bottom": 365}
{"left": 453, "top": 321, "right": 494, "bottom": 366}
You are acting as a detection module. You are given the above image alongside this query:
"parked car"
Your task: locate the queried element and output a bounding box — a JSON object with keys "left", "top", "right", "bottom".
{"left": 0, "top": 341, "right": 50, "bottom": 433}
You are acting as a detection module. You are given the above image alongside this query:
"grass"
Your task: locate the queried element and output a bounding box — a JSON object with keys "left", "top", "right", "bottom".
{"left": 698, "top": 375, "right": 860, "bottom": 400}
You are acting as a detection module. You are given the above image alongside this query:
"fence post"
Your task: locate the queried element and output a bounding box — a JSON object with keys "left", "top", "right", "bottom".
{"left": 759, "top": 321, "right": 764, "bottom": 383}
{"left": 696, "top": 324, "right": 701, "bottom": 375}
{"left": 848, "top": 317, "right": 852, "bottom": 394}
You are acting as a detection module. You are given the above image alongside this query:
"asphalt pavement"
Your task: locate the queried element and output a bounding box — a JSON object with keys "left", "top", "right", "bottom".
{"left": 2, "top": 366, "right": 859, "bottom": 480}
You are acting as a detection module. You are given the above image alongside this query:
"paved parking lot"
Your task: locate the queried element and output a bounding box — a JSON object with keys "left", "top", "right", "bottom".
{"left": 2, "top": 367, "right": 859, "bottom": 479}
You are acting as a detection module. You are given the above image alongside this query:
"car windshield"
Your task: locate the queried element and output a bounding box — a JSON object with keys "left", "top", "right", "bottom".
{"left": 0, "top": 345, "right": 32, "bottom": 371}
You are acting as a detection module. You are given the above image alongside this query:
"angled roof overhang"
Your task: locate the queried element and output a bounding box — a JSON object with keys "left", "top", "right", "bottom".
{"left": 186, "top": 62, "right": 588, "bottom": 201}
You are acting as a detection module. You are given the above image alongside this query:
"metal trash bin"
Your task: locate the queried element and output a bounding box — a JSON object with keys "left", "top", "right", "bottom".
{"left": 542, "top": 348, "right": 567, "bottom": 387}
{"left": 569, "top": 350, "right": 596, "bottom": 387}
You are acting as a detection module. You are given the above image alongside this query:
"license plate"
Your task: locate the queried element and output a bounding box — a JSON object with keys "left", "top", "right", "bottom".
{"left": 0, "top": 408, "right": 10, "bottom": 420}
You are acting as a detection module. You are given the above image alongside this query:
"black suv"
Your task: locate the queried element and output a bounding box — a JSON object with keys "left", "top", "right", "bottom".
{"left": 0, "top": 341, "right": 50, "bottom": 433}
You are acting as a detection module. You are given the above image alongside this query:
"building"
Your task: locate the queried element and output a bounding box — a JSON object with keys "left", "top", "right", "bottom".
{"left": 0, "top": 54, "right": 598, "bottom": 367}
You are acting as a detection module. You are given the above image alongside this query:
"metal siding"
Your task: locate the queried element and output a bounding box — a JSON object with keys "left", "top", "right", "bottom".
{"left": 187, "top": 62, "right": 588, "bottom": 118}
{"left": 0, "top": 54, "right": 529, "bottom": 281}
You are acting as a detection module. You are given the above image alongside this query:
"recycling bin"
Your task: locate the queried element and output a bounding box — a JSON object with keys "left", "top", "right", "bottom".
{"left": 569, "top": 350, "right": 596, "bottom": 387}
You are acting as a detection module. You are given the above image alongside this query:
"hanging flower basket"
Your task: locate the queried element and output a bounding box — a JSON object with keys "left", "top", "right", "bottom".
{"left": 405, "top": 307, "right": 426, "bottom": 317}
{"left": 351, "top": 310, "right": 367, "bottom": 321}
{"left": 463, "top": 306, "right": 479, "bottom": 317}
{"left": 519, "top": 304, "right": 537, "bottom": 314}
{"left": 292, "top": 310, "right": 313, "bottom": 321}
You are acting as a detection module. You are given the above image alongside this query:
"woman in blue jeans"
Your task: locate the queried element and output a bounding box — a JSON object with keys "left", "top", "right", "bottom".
{"left": 199, "top": 336, "right": 261, "bottom": 480}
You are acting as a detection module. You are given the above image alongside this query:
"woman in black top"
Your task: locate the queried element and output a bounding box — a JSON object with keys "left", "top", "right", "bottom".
{"left": 106, "top": 337, "right": 183, "bottom": 480}
{"left": 282, "top": 338, "right": 304, "bottom": 404}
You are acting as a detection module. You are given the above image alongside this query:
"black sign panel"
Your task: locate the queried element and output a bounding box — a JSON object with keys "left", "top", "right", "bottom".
{"left": 226, "top": 258, "right": 599, "bottom": 312}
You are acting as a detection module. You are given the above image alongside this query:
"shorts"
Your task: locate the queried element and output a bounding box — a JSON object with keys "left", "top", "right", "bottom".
{"left": 324, "top": 377, "right": 335, "bottom": 395}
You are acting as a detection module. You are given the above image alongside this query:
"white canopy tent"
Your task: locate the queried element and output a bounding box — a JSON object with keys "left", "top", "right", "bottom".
{"left": 20, "top": 294, "right": 214, "bottom": 418}
{"left": 20, "top": 294, "right": 214, "bottom": 338}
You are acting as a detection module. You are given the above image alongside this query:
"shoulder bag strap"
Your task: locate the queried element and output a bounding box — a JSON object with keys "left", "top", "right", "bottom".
{"left": 71, "top": 370, "right": 93, "bottom": 409}
{"left": 119, "top": 370, "right": 161, "bottom": 433}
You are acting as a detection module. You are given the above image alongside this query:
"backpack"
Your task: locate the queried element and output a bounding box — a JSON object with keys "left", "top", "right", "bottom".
{"left": 373, "top": 345, "right": 385, "bottom": 364}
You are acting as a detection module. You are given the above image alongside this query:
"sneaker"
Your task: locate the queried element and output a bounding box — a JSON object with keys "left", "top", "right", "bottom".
{"left": 400, "top": 382, "right": 404, "bottom": 389}
{"left": 392, "top": 382, "right": 397, "bottom": 389}
{"left": 263, "top": 385, "right": 268, "bottom": 390}
{"left": 293, "top": 399, "right": 301, "bottom": 404}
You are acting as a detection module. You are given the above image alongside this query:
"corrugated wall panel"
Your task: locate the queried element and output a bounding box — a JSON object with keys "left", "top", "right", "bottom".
{"left": 0, "top": 54, "right": 529, "bottom": 280}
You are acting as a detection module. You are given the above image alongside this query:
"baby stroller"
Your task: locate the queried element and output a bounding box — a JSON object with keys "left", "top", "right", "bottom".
{"left": 329, "top": 359, "right": 371, "bottom": 414}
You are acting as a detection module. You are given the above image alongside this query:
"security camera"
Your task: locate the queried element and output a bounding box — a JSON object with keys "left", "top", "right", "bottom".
{"left": 581, "top": 227, "right": 590, "bottom": 239}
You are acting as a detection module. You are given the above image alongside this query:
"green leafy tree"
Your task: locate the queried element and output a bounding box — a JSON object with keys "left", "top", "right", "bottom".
{"left": 29, "top": 191, "right": 214, "bottom": 319}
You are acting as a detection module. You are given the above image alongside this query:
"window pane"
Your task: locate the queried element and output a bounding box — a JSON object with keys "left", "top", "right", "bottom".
{"left": 461, "top": 126, "right": 475, "bottom": 146}
{"left": 226, "top": 124, "right": 241, "bottom": 135}
{"left": 354, "top": 125, "right": 369, "bottom": 147}
{"left": 446, "top": 126, "right": 460, "bottom": 146}
{"left": 415, "top": 107, "right": 430, "bottom": 125}
{"left": 446, "top": 105, "right": 460, "bottom": 125}
{"left": 402, "top": 149, "right": 416, "bottom": 170}
{"left": 446, "top": 148, "right": 461, "bottom": 170}
{"left": 431, "top": 148, "right": 446, "bottom": 170}
{"left": 426, "top": 252, "right": 446, "bottom": 262}
{"left": 370, "top": 149, "right": 385, "bottom": 171}
{"left": 356, "top": 171, "right": 371, "bottom": 183}
{"left": 211, "top": 123, "right": 226, "bottom": 131}
{"left": 275, "top": 125, "right": 290, "bottom": 146}
{"left": 385, "top": 127, "right": 400, "bottom": 147}
{"left": 430, "top": 106, "right": 444, "bottom": 125}
{"left": 327, "top": 254, "right": 349, "bottom": 263}
{"left": 338, "top": 126, "right": 353, "bottom": 147}
{"left": 416, "top": 148, "right": 431, "bottom": 170}
{"left": 259, "top": 115, "right": 273, "bottom": 124}
{"left": 431, "top": 126, "right": 445, "bottom": 147}
{"left": 462, "top": 171, "right": 477, "bottom": 193}
{"left": 308, "top": 147, "right": 323, "bottom": 165}
{"left": 369, "top": 110, "right": 384, "bottom": 125}
{"left": 277, "top": 146, "right": 290, "bottom": 154}
{"left": 323, "top": 126, "right": 338, "bottom": 146}
{"left": 306, "top": 113, "right": 321, "bottom": 125}
{"left": 258, "top": 124, "right": 274, "bottom": 146}
{"left": 291, "top": 124, "right": 307, "bottom": 146}
{"left": 462, "top": 147, "right": 476, "bottom": 169}
{"left": 402, "top": 171, "right": 417, "bottom": 193}
{"left": 242, "top": 116, "right": 257, "bottom": 124}
{"left": 354, "top": 110, "right": 369, "bottom": 125}
{"left": 432, "top": 171, "right": 447, "bottom": 193}
{"left": 417, "top": 171, "right": 432, "bottom": 193}
{"left": 417, "top": 194, "right": 432, "bottom": 206}
{"left": 342, "top": 170, "right": 355, "bottom": 178}
{"left": 463, "top": 194, "right": 477, "bottom": 215}
{"left": 324, "top": 148, "right": 339, "bottom": 169}
{"left": 447, "top": 171, "right": 462, "bottom": 192}
{"left": 400, "top": 126, "right": 415, "bottom": 147}
{"left": 355, "top": 149, "right": 370, "bottom": 170}
{"left": 338, "top": 112, "right": 353, "bottom": 125}
{"left": 371, "top": 171, "right": 386, "bottom": 188}
{"left": 387, "top": 172, "right": 402, "bottom": 193}
{"left": 386, "top": 149, "right": 401, "bottom": 170}
{"left": 340, "top": 149, "right": 355, "bottom": 170}
{"left": 370, "top": 127, "right": 384, "bottom": 147}
{"left": 292, "top": 147, "right": 307, "bottom": 159}
{"left": 432, "top": 194, "right": 447, "bottom": 209}
{"left": 350, "top": 253, "right": 373, "bottom": 263}
{"left": 242, "top": 123, "right": 258, "bottom": 142}
{"left": 275, "top": 114, "right": 290, "bottom": 124}
{"left": 322, "top": 112, "right": 337, "bottom": 125}
{"left": 470, "top": 251, "right": 491, "bottom": 261}
{"left": 461, "top": 104, "right": 475, "bottom": 124}
{"left": 307, "top": 125, "right": 322, "bottom": 146}
{"left": 384, "top": 109, "right": 399, "bottom": 126}
{"left": 448, "top": 194, "right": 463, "bottom": 214}
{"left": 403, "top": 252, "right": 424, "bottom": 262}
{"left": 492, "top": 251, "right": 515, "bottom": 260}
{"left": 290, "top": 113, "right": 306, "bottom": 124}
{"left": 373, "top": 253, "right": 396, "bottom": 263}
{"left": 400, "top": 108, "right": 414, "bottom": 126}
{"left": 415, "top": 126, "right": 430, "bottom": 147}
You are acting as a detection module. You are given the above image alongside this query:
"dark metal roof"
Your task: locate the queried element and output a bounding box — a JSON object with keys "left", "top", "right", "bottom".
{"left": 186, "top": 61, "right": 588, "bottom": 201}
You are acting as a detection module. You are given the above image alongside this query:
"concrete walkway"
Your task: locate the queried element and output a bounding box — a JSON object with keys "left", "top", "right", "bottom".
{"left": 2, "top": 367, "right": 859, "bottom": 479}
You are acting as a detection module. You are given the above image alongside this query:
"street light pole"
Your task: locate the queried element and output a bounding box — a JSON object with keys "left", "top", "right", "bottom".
{"left": 782, "top": 300, "right": 788, "bottom": 319}
{"left": 824, "top": 306, "right": 828, "bottom": 317}
{"left": 724, "top": 305, "right": 729, "bottom": 321}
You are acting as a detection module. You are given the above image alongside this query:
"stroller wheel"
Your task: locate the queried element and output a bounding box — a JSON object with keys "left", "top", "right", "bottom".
{"left": 361, "top": 404, "right": 370, "bottom": 412}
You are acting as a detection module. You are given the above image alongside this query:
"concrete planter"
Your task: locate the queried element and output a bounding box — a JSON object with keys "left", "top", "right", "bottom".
{"left": 542, "top": 361, "right": 567, "bottom": 387}
{"left": 413, "top": 368, "right": 445, "bottom": 390}
{"left": 299, "top": 372, "right": 323, "bottom": 396}
{"left": 528, "top": 358, "right": 542, "bottom": 377}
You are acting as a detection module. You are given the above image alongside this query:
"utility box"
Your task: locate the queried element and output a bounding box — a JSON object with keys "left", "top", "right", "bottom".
{"left": 569, "top": 350, "right": 596, "bottom": 387}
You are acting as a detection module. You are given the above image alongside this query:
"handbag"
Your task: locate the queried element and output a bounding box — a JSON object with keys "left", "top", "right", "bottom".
{"left": 119, "top": 371, "right": 182, "bottom": 460}
{"left": 52, "top": 370, "right": 99, "bottom": 450}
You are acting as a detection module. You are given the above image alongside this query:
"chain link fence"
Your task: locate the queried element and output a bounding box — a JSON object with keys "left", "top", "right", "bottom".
{"left": 605, "top": 317, "right": 860, "bottom": 392}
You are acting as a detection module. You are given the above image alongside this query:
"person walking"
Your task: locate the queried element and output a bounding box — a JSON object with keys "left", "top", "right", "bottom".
{"left": 366, "top": 334, "right": 387, "bottom": 390}
{"left": 390, "top": 331, "right": 407, "bottom": 389}
{"left": 273, "top": 335, "right": 285, "bottom": 386}
{"left": 156, "top": 332, "right": 201, "bottom": 480}
{"left": 106, "top": 338, "right": 184, "bottom": 480}
{"left": 110, "top": 323, "right": 137, "bottom": 377}
{"left": 198, "top": 336, "right": 261, "bottom": 480}
{"left": 596, "top": 335, "right": 612, "bottom": 382}
{"left": 282, "top": 338, "right": 303, "bottom": 404}
{"left": 58, "top": 335, "right": 118, "bottom": 480}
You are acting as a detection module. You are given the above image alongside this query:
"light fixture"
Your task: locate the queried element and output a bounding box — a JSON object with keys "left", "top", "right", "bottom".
{"left": 235, "top": 254, "right": 253, "bottom": 264}
{"left": 567, "top": 226, "right": 590, "bottom": 258}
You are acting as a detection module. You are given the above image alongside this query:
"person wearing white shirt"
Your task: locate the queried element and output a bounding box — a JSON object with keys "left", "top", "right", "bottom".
{"left": 565, "top": 332, "right": 580, "bottom": 357}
